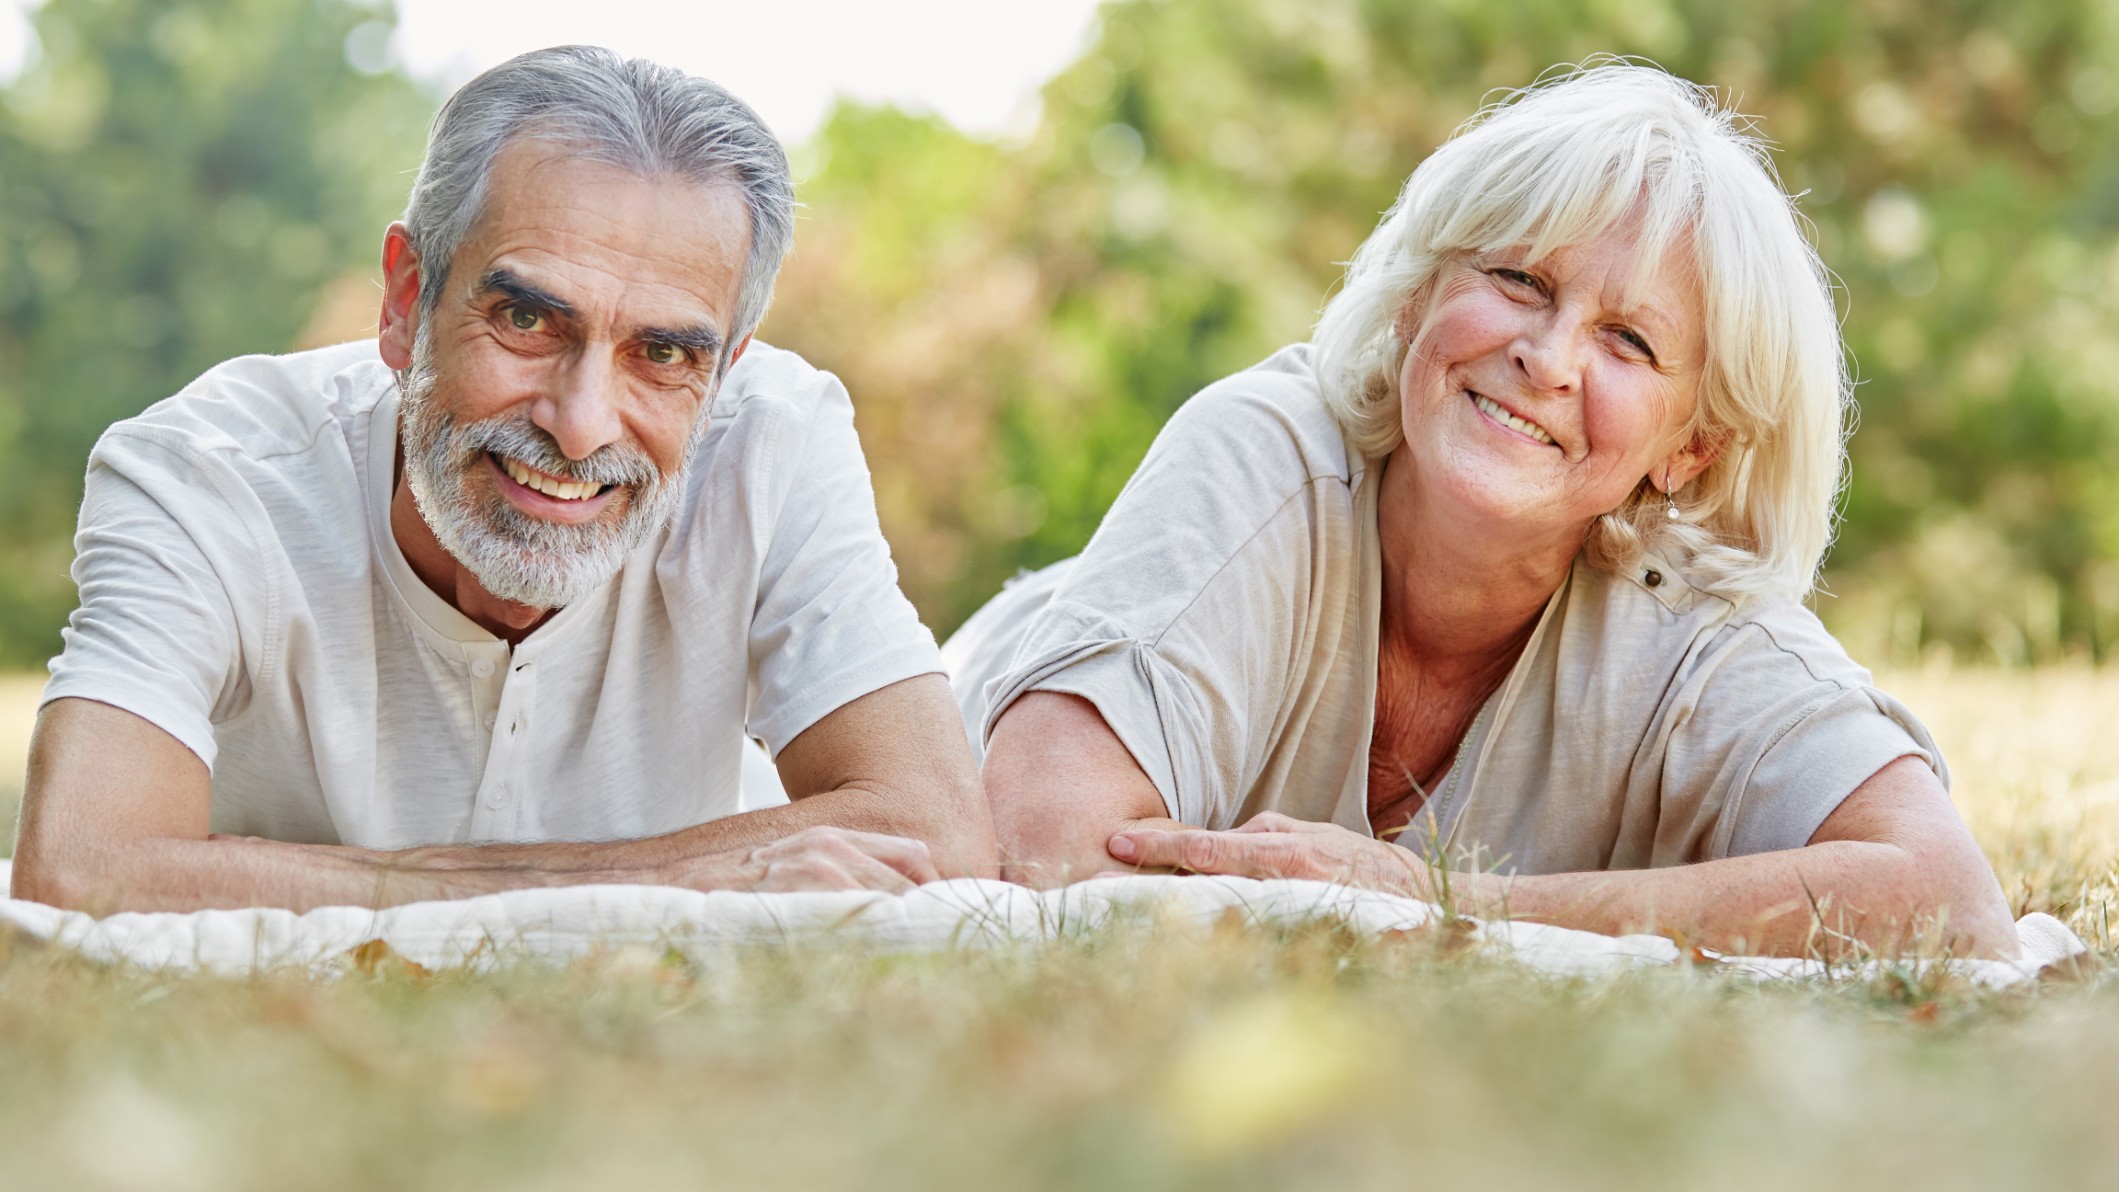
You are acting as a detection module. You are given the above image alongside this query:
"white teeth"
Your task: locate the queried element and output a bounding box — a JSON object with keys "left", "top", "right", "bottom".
{"left": 500, "top": 456, "right": 603, "bottom": 501}
{"left": 1471, "top": 393, "right": 1555, "bottom": 445}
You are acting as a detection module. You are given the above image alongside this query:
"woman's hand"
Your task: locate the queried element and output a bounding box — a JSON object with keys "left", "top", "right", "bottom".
{"left": 1106, "top": 812, "right": 1439, "bottom": 899}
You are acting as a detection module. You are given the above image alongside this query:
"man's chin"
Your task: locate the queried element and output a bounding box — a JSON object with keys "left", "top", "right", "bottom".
{"left": 461, "top": 552, "right": 622, "bottom": 611}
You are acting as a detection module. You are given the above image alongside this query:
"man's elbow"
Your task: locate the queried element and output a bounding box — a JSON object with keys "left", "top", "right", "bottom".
{"left": 921, "top": 777, "right": 999, "bottom": 879}
{"left": 9, "top": 844, "right": 112, "bottom": 913}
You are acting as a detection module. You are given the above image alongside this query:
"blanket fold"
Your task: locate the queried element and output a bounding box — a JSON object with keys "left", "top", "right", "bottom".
{"left": 0, "top": 861, "right": 2088, "bottom": 985}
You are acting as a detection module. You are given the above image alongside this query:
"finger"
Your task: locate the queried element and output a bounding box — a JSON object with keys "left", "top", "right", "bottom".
{"left": 829, "top": 829, "right": 943, "bottom": 885}
{"left": 1233, "top": 811, "right": 1303, "bottom": 834}
{"left": 1156, "top": 831, "right": 1319, "bottom": 880}
{"left": 832, "top": 850, "right": 921, "bottom": 893}
{"left": 756, "top": 852, "right": 916, "bottom": 895}
{"left": 1234, "top": 812, "right": 1338, "bottom": 836}
{"left": 1117, "top": 829, "right": 1241, "bottom": 875}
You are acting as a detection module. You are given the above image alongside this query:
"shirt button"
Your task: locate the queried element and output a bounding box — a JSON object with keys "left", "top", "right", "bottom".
{"left": 1644, "top": 570, "right": 1664, "bottom": 588}
{"left": 471, "top": 658, "right": 496, "bottom": 678}
{"left": 485, "top": 787, "right": 508, "bottom": 809}
{"left": 482, "top": 714, "right": 496, "bottom": 731}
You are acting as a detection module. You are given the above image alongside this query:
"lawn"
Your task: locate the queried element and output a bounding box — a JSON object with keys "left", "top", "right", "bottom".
{"left": 0, "top": 667, "right": 2113, "bottom": 1191}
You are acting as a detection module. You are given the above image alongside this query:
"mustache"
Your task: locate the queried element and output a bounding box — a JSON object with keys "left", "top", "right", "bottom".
{"left": 450, "top": 415, "right": 660, "bottom": 489}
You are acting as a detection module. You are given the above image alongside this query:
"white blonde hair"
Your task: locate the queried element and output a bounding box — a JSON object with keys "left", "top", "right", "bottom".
{"left": 1312, "top": 61, "right": 1847, "bottom": 602}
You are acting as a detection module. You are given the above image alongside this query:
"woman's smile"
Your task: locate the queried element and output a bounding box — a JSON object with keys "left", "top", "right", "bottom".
{"left": 1396, "top": 226, "right": 1707, "bottom": 533}
{"left": 1466, "top": 389, "right": 1558, "bottom": 447}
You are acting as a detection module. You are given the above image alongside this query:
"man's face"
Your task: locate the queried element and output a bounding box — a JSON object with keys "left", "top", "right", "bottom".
{"left": 396, "top": 139, "right": 752, "bottom": 608}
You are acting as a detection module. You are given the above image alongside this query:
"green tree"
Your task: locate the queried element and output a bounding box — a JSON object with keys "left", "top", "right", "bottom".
{"left": 0, "top": 0, "right": 432, "bottom": 663}
{"left": 769, "top": 0, "right": 2119, "bottom": 661}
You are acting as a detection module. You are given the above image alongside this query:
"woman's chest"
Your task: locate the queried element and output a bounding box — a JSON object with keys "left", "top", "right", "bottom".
{"left": 1364, "top": 662, "right": 1494, "bottom": 833}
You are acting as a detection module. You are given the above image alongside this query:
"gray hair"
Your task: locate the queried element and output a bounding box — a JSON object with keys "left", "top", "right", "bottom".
{"left": 1312, "top": 61, "right": 1849, "bottom": 602}
{"left": 402, "top": 44, "right": 795, "bottom": 347}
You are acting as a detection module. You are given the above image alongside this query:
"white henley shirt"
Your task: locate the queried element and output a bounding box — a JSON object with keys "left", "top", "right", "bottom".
{"left": 45, "top": 340, "right": 942, "bottom": 848}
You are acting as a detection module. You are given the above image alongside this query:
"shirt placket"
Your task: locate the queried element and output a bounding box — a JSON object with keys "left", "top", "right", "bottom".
{"left": 468, "top": 644, "right": 528, "bottom": 840}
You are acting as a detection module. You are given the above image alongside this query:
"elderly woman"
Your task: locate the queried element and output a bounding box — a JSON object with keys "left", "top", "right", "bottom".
{"left": 944, "top": 64, "right": 2016, "bottom": 957}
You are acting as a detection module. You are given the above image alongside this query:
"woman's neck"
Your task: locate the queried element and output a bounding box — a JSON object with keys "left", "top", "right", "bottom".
{"left": 1374, "top": 444, "right": 1585, "bottom": 670}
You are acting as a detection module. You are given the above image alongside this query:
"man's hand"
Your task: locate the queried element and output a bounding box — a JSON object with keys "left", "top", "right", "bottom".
{"left": 15, "top": 694, "right": 977, "bottom": 914}
{"left": 660, "top": 826, "right": 943, "bottom": 894}
{"left": 1107, "top": 812, "right": 1437, "bottom": 898}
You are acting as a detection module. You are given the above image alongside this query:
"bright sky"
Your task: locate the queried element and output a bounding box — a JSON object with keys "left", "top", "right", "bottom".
{"left": 0, "top": 0, "right": 1108, "bottom": 142}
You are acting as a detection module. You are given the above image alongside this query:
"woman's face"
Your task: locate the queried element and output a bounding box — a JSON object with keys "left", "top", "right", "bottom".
{"left": 1393, "top": 226, "right": 1709, "bottom": 539}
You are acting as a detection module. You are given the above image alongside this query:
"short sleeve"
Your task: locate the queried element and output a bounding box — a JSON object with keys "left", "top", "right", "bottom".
{"left": 1665, "top": 615, "right": 1944, "bottom": 859}
{"left": 973, "top": 358, "right": 1358, "bottom": 828}
{"left": 42, "top": 434, "right": 253, "bottom": 768}
{"left": 744, "top": 377, "right": 943, "bottom": 754}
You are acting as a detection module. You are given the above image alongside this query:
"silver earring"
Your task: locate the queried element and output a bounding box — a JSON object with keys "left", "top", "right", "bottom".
{"left": 1664, "top": 469, "right": 1682, "bottom": 521}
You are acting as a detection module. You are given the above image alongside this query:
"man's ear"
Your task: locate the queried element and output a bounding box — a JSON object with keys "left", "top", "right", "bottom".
{"left": 726, "top": 333, "right": 753, "bottom": 371}
{"left": 378, "top": 222, "right": 422, "bottom": 371}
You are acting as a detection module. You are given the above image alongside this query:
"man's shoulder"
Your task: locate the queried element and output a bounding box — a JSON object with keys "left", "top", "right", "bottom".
{"left": 708, "top": 340, "right": 845, "bottom": 424}
{"left": 101, "top": 341, "right": 388, "bottom": 472}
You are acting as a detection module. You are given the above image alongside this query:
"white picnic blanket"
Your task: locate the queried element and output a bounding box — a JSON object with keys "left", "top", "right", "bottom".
{"left": 0, "top": 860, "right": 2088, "bottom": 985}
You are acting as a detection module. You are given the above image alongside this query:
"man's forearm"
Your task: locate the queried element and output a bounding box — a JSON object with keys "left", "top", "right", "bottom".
{"left": 380, "top": 781, "right": 993, "bottom": 880}
{"left": 18, "top": 833, "right": 696, "bottom": 915}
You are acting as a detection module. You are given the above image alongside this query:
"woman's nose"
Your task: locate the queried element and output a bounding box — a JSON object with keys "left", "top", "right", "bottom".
{"left": 1511, "top": 318, "right": 1586, "bottom": 394}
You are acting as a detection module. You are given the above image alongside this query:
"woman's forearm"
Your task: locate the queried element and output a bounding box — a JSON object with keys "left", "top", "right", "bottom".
{"left": 1448, "top": 837, "right": 2018, "bottom": 959}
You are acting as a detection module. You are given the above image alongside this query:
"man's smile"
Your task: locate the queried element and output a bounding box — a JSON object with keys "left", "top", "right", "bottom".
{"left": 486, "top": 452, "right": 624, "bottom": 522}
{"left": 495, "top": 453, "right": 610, "bottom": 501}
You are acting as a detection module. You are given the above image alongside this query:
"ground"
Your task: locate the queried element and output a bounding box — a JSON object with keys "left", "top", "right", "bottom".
{"left": 0, "top": 667, "right": 2112, "bottom": 1191}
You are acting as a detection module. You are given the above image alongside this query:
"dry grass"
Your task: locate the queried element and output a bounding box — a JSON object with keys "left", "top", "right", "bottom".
{"left": 0, "top": 668, "right": 2114, "bottom": 1191}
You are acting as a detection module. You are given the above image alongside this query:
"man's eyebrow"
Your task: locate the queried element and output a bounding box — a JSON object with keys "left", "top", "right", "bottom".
{"left": 639, "top": 322, "right": 724, "bottom": 357}
{"left": 477, "top": 268, "right": 577, "bottom": 320}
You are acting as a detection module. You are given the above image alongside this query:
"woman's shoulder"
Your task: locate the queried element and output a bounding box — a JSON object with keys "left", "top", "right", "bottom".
{"left": 1150, "top": 344, "right": 1365, "bottom": 493}
{"left": 1559, "top": 559, "right": 1872, "bottom": 690}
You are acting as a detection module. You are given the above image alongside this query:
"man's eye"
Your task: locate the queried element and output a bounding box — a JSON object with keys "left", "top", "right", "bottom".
{"left": 643, "top": 342, "right": 684, "bottom": 366}
{"left": 506, "top": 306, "right": 545, "bottom": 333}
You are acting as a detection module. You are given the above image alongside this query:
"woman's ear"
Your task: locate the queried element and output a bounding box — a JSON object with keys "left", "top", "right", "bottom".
{"left": 377, "top": 222, "right": 422, "bottom": 371}
{"left": 1660, "top": 429, "right": 1727, "bottom": 492}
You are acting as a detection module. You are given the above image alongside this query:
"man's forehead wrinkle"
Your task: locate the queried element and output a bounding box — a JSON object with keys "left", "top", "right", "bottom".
{"left": 460, "top": 143, "right": 752, "bottom": 347}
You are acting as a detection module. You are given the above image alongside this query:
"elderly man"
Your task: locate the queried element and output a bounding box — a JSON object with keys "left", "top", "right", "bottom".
{"left": 12, "top": 46, "right": 994, "bottom": 913}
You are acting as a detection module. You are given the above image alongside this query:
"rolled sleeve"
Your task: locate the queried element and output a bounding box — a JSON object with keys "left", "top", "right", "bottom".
{"left": 979, "top": 632, "right": 1186, "bottom": 822}
{"left": 1722, "top": 685, "right": 1944, "bottom": 856}
{"left": 1668, "top": 615, "right": 1949, "bottom": 861}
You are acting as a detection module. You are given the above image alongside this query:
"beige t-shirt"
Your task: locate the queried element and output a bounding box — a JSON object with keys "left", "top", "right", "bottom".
{"left": 945, "top": 345, "right": 1943, "bottom": 872}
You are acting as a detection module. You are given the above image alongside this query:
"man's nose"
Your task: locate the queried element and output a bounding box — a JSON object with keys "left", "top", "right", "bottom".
{"left": 1511, "top": 316, "right": 1586, "bottom": 394}
{"left": 532, "top": 350, "right": 626, "bottom": 462}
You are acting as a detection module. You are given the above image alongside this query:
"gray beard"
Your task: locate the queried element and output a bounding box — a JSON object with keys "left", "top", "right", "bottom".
{"left": 395, "top": 338, "right": 698, "bottom": 609}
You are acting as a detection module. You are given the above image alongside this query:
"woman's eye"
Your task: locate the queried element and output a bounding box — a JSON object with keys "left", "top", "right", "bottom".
{"left": 1616, "top": 328, "right": 1656, "bottom": 359}
{"left": 506, "top": 305, "right": 545, "bottom": 333}
{"left": 1492, "top": 268, "right": 1541, "bottom": 293}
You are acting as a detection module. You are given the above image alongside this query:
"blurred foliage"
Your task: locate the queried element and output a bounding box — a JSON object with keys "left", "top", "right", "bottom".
{"left": 766, "top": 0, "right": 2119, "bottom": 664}
{"left": 3, "top": 0, "right": 2118, "bottom": 666}
{"left": 0, "top": 0, "right": 432, "bottom": 664}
